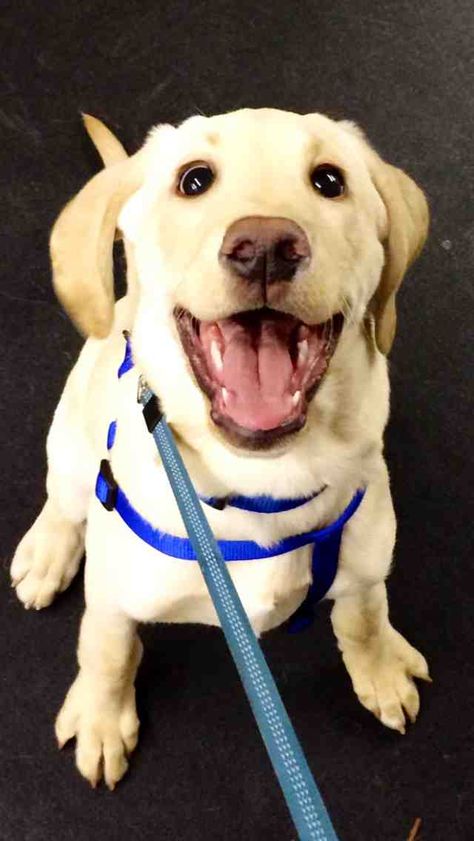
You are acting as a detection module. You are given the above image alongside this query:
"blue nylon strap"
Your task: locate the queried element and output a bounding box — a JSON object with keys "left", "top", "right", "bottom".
{"left": 136, "top": 383, "right": 340, "bottom": 841}
{"left": 107, "top": 420, "right": 117, "bottom": 450}
{"left": 96, "top": 471, "right": 112, "bottom": 505}
{"left": 201, "top": 488, "right": 324, "bottom": 514}
{"left": 103, "top": 481, "right": 363, "bottom": 565}
{"left": 287, "top": 527, "right": 346, "bottom": 633}
{"left": 117, "top": 339, "right": 134, "bottom": 378}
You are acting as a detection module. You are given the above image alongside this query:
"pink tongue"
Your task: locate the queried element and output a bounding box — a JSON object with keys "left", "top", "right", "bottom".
{"left": 202, "top": 316, "right": 296, "bottom": 431}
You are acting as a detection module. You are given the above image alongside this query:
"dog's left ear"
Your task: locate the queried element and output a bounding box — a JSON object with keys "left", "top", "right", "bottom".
{"left": 340, "top": 121, "right": 429, "bottom": 354}
{"left": 368, "top": 156, "right": 429, "bottom": 354}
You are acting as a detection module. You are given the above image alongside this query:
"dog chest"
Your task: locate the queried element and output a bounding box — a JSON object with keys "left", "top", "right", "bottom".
{"left": 85, "top": 501, "right": 313, "bottom": 632}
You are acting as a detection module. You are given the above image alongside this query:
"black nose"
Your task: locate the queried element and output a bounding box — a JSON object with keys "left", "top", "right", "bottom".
{"left": 219, "top": 216, "right": 311, "bottom": 285}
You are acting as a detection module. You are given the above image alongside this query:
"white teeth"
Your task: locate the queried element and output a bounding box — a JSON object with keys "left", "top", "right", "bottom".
{"left": 222, "top": 387, "right": 229, "bottom": 404}
{"left": 292, "top": 390, "right": 301, "bottom": 407}
{"left": 297, "top": 339, "right": 308, "bottom": 366}
{"left": 210, "top": 340, "right": 223, "bottom": 372}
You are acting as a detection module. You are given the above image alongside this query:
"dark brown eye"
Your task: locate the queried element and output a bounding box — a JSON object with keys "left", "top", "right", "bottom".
{"left": 178, "top": 163, "right": 215, "bottom": 196}
{"left": 310, "top": 164, "right": 345, "bottom": 198}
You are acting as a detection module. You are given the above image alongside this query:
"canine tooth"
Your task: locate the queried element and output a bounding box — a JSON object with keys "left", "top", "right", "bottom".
{"left": 210, "top": 340, "right": 223, "bottom": 372}
{"left": 297, "top": 325, "right": 310, "bottom": 341}
{"left": 297, "top": 339, "right": 308, "bottom": 365}
{"left": 222, "top": 387, "right": 229, "bottom": 404}
{"left": 292, "top": 390, "right": 301, "bottom": 406}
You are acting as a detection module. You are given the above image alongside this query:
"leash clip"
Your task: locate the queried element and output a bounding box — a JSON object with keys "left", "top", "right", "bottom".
{"left": 137, "top": 375, "right": 163, "bottom": 433}
{"left": 136, "top": 374, "right": 149, "bottom": 404}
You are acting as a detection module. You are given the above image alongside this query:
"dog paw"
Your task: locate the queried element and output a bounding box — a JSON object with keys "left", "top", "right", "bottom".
{"left": 11, "top": 502, "right": 84, "bottom": 609}
{"left": 56, "top": 676, "right": 140, "bottom": 789}
{"left": 343, "top": 627, "right": 431, "bottom": 734}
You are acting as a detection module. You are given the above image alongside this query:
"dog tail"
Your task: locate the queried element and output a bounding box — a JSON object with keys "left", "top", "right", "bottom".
{"left": 82, "top": 113, "right": 128, "bottom": 166}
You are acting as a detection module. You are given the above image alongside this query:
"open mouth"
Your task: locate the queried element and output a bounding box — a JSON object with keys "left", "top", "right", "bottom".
{"left": 175, "top": 307, "right": 343, "bottom": 447}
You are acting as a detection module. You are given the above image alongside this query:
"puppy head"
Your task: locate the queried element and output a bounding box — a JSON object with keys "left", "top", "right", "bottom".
{"left": 51, "top": 109, "right": 428, "bottom": 448}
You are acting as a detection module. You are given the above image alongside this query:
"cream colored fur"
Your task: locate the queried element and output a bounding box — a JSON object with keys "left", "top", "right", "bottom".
{"left": 11, "top": 108, "right": 430, "bottom": 789}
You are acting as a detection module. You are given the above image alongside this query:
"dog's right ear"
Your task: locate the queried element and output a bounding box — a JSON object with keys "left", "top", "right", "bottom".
{"left": 82, "top": 113, "right": 128, "bottom": 167}
{"left": 50, "top": 148, "right": 146, "bottom": 338}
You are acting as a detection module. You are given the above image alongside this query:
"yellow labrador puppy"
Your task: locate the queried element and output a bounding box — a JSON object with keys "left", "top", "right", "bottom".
{"left": 11, "top": 108, "right": 430, "bottom": 789}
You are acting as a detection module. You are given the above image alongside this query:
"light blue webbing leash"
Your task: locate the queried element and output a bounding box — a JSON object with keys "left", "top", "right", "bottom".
{"left": 137, "top": 377, "right": 340, "bottom": 841}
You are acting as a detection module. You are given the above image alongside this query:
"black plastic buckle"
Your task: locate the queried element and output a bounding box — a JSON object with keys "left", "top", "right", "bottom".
{"left": 142, "top": 394, "right": 163, "bottom": 433}
{"left": 97, "top": 459, "right": 118, "bottom": 512}
{"left": 209, "top": 496, "right": 228, "bottom": 511}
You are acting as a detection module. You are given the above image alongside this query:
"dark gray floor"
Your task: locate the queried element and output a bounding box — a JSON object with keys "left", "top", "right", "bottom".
{"left": 1, "top": 1, "right": 473, "bottom": 839}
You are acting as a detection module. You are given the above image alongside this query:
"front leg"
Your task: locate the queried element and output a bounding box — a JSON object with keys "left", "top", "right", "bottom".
{"left": 331, "top": 582, "right": 431, "bottom": 733}
{"left": 56, "top": 607, "right": 142, "bottom": 789}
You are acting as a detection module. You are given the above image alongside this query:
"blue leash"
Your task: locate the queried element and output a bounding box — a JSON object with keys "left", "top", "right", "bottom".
{"left": 137, "top": 377, "right": 340, "bottom": 841}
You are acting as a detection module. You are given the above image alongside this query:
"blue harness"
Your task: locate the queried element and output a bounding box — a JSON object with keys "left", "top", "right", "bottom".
{"left": 95, "top": 338, "right": 365, "bottom": 632}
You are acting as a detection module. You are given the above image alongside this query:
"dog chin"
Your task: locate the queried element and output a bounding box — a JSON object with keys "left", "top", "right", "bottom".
{"left": 175, "top": 306, "right": 344, "bottom": 450}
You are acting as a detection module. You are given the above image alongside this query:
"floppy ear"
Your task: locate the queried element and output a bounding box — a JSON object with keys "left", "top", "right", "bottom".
{"left": 50, "top": 150, "right": 145, "bottom": 338}
{"left": 82, "top": 113, "right": 128, "bottom": 167}
{"left": 368, "top": 156, "right": 429, "bottom": 354}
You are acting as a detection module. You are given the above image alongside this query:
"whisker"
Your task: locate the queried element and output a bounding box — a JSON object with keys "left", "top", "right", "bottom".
{"left": 340, "top": 293, "right": 356, "bottom": 326}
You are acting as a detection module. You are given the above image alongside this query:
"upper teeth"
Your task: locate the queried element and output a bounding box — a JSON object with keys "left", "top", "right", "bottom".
{"left": 210, "top": 340, "right": 223, "bottom": 372}
{"left": 292, "top": 390, "right": 301, "bottom": 406}
{"left": 297, "top": 339, "right": 308, "bottom": 366}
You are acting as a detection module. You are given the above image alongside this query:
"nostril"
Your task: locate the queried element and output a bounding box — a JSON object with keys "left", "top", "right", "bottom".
{"left": 275, "top": 238, "right": 304, "bottom": 264}
{"left": 227, "top": 238, "right": 256, "bottom": 263}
